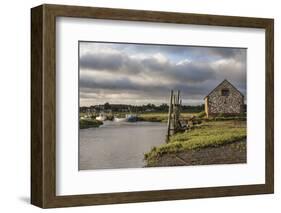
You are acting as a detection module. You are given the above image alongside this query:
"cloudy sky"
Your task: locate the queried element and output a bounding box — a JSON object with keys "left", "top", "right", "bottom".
{"left": 79, "top": 42, "right": 246, "bottom": 106}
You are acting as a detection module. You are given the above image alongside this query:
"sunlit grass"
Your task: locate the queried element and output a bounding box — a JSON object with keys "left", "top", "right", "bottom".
{"left": 144, "top": 120, "right": 246, "bottom": 165}
{"left": 138, "top": 112, "right": 197, "bottom": 122}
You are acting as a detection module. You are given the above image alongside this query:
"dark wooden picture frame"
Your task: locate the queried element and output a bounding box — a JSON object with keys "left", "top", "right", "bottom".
{"left": 31, "top": 4, "right": 274, "bottom": 208}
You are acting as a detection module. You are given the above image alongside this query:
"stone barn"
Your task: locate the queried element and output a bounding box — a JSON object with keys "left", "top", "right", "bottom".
{"left": 204, "top": 79, "right": 244, "bottom": 118}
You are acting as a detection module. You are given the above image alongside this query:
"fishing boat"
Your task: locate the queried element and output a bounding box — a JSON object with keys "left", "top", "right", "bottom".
{"left": 96, "top": 113, "right": 106, "bottom": 121}
{"left": 125, "top": 114, "right": 137, "bottom": 122}
{"left": 114, "top": 117, "right": 127, "bottom": 122}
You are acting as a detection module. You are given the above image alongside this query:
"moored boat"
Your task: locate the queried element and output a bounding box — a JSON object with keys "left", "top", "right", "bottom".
{"left": 126, "top": 114, "right": 137, "bottom": 122}
{"left": 114, "top": 117, "right": 127, "bottom": 122}
{"left": 96, "top": 113, "right": 107, "bottom": 121}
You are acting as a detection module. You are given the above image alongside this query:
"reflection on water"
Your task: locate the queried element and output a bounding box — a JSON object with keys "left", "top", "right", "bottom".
{"left": 79, "top": 121, "right": 166, "bottom": 170}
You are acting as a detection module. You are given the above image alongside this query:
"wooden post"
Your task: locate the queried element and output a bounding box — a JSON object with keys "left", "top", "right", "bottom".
{"left": 173, "top": 94, "right": 177, "bottom": 133}
{"left": 166, "top": 90, "right": 173, "bottom": 141}
{"left": 167, "top": 90, "right": 182, "bottom": 140}
{"left": 177, "top": 90, "right": 180, "bottom": 129}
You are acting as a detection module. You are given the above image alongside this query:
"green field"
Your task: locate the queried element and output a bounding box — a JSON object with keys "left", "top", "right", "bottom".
{"left": 137, "top": 112, "right": 198, "bottom": 122}
{"left": 144, "top": 120, "right": 246, "bottom": 166}
{"left": 79, "top": 119, "right": 103, "bottom": 129}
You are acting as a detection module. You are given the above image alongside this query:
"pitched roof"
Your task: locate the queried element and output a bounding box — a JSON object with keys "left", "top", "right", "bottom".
{"left": 204, "top": 79, "right": 244, "bottom": 99}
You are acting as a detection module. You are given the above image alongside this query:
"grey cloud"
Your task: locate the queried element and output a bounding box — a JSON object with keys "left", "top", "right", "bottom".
{"left": 80, "top": 52, "right": 124, "bottom": 71}
{"left": 79, "top": 42, "right": 246, "bottom": 105}
{"left": 80, "top": 52, "right": 144, "bottom": 74}
{"left": 206, "top": 48, "right": 245, "bottom": 59}
{"left": 80, "top": 76, "right": 140, "bottom": 91}
{"left": 123, "top": 44, "right": 245, "bottom": 61}
{"left": 80, "top": 74, "right": 213, "bottom": 99}
{"left": 80, "top": 50, "right": 215, "bottom": 84}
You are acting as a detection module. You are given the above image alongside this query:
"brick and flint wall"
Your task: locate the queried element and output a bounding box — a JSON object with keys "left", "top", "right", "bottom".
{"left": 205, "top": 80, "right": 244, "bottom": 117}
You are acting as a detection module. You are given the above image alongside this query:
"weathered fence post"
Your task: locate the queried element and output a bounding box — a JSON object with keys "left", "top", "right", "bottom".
{"left": 167, "top": 90, "right": 182, "bottom": 141}
{"left": 173, "top": 94, "right": 176, "bottom": 134}
{"left": 166, "top": 90, "right": 173, "bottom": 142}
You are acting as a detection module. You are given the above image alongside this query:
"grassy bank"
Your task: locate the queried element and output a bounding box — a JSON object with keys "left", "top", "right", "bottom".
{"left": 144, "top": 120, "right": 246, "bottom": 166}
{"left": 137, "top": 113, "right": 168, "bottom": 122}
{"left": 148, "top": 140, "right": 246, "bottom": 167}
{"left": 79, "top": 119, "right": 103, "bottom": 129}
{"left": 137, "top": 112, "right": 197, "bottom": 123}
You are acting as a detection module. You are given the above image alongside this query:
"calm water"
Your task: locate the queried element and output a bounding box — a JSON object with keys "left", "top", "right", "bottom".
{"left": 79, "top": 121, "right": 166, "bottom": 170}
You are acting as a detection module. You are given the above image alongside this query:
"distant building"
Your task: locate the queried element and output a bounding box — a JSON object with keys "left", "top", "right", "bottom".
{"left": 204, "top": 79, "right": 244, "bottom": 118}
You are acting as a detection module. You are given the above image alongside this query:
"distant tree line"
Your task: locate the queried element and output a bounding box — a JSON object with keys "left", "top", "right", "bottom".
{"left": 80, "top": 103, "right": 204, "bottom": 113}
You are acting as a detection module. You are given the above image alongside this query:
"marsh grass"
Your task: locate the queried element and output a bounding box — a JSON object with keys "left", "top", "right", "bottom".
{"left": 137, "top": 112, "right": 197, "bottom": 122}
{"left": 144, "top": 120, "right": 246, "bottom": 165}
{"left": 137, "top": 113, "right": 167, "bottom": 122}
{"left": 79, "top": 119, "right": 103, "bottom": 129}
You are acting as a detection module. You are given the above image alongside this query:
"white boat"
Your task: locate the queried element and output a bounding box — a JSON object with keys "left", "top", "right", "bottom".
{"left": 96, "top": 113, "right": 106, "bottom": 121}
{"left": 114, "top": 117, "right": 127, "bottom": 122}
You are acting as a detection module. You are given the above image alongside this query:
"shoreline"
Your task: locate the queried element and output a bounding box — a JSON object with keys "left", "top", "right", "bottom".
{"left": 144, "top": 119, "right": 247, "bottom": 167}
{"left": 79, "top": 119, "right": 103, "bottom": 129}
{"left": 145, "top": 139, "right": 246, "bottom": 167}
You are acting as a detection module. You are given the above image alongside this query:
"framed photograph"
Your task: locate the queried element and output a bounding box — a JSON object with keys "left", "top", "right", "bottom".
{"left": 31, "top": 4, "right": 274, "bottom": 208}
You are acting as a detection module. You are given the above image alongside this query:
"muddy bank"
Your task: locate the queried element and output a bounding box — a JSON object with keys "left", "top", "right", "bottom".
{"left": 146, "top": 140, "right": 246, "bottom": 167}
